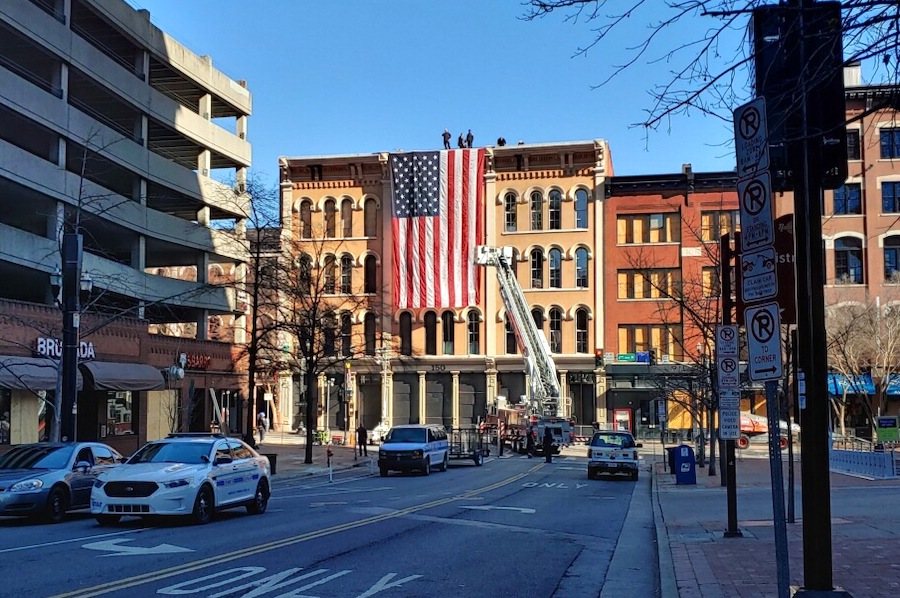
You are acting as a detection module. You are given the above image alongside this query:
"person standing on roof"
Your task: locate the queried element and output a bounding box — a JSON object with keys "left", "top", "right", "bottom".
{"left": 466, "top": 129, "right": 474, "bottom": 148}
{"left": 457, "top": 133, "right": 465, "bottom": 148}
{"left": 442, "top": 129, "right": 451, "bottom": 149}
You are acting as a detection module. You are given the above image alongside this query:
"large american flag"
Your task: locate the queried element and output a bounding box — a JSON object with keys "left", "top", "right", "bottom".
{"left": 390, "top": 149, "right": 484, "bottom": 309}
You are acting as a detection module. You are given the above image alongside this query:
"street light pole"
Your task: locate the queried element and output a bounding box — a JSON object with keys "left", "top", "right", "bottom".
{"left": 60, "top": 232, "right": 83, "bottom": 442}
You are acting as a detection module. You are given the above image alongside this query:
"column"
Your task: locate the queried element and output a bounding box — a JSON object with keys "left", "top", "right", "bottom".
{"left": 417, "top": 371, "right": 426, "bottom": 424}
{"left": 52, "top": 62, "right": 68, "bottom": 101}
{"left": 595, "top": 374, "right": 608, "bottom": 427}
{"left": 558, "top": 369, "right": 569, "bottom": 419}
{"left": 198, "top": 149, "right": 211, "bottom": 177}
{"left": 485, "top": 359, "right": 498, "bottom": 412}
{"left": 384, "top": 370, "right": 394, "bottom": 426}
{"left": 592, "top": 141, "right": 609, "bottom": 366}
{"left": 197, "top": 206, "right": 210, "bottom": 227}
{"left": 196, "top": 252, "right": 209, "bottom": 284}
{"left": 280, "top": 179, "right": 293, "bottom": 243}
{"left": 451, "top": 371, "right": 460, "bottom": 429}
{"left": 134, "top": 114, "right": 148, "bottom": 147}
{"left": 199, "top": 94, "right": 212, "bottom": 120}
{"left": 236, "top": 115, "right": 248, "bottom": 141}
{"left": 133, "top": 177, "right": 147, "bottom": 206}
{"left": 196, "top": 309, "right": 209, "bottom": 341}
{"left": 484, "top": 163, "right": 498, "bottom": 356}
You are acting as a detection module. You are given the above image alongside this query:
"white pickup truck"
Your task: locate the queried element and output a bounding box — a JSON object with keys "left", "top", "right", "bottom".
{"left": 586, "top": 431, "right": 642, "bottom": 481}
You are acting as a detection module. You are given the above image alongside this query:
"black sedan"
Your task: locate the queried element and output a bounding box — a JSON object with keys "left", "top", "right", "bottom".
{"left": 0, "top": 442, "right": 124, "bottom": 523}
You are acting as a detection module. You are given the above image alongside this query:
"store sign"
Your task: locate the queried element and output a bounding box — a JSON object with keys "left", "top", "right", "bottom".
{"left": 185, "top": 354, "right": 212, "bottom": 370}
{"left": 35, "top": 337, "right": 96, "bottom": 360}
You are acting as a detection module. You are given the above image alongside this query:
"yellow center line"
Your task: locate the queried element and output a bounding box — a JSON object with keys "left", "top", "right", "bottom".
{"left": 50, "top": 464, "right": 544, "bottom": 598}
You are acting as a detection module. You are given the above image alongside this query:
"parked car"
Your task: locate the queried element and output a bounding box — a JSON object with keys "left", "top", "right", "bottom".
{"left": 586, "top": 431, "right": 641, "bottom": 481}
{"left": 0, "top": 442, "right": 125, "bottom": 523}
{"left": 91, "top": 433, "right": 270, "bottom": 526}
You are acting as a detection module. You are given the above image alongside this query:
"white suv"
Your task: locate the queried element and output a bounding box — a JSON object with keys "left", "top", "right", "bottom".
{"left": 91, "top": 433, "right": 270, "bottom": 525}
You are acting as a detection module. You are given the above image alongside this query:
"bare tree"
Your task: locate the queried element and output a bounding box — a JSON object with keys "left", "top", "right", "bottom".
{"left": 825, "top": 299, "right": 871, "bottom": 437}
{"left": 524, "top": 1, "right": 900, "bottom": 138}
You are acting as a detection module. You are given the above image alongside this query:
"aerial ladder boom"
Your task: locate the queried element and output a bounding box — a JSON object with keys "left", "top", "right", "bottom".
{"left": 474, "top": 246, "right": 561, "bottom": 417}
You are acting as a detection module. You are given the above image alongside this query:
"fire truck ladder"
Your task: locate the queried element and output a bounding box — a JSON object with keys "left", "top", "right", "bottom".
{"left": 475, "top": 246, "right": 561, "bottom": 418}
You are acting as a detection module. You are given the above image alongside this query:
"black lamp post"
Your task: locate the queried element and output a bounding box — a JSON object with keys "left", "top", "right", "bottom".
{"left": 49, "top": 233, "right": 92, "bottom": 442}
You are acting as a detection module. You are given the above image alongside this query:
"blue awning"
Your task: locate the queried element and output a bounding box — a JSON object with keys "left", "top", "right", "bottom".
{"left": 827, "top": 373, "right": 875, "bottom": 396}
{"left": 886, "top": 374, "right": 900, "bottom": 396}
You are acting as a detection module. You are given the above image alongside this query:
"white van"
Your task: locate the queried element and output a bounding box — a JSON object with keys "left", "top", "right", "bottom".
{"left": 377, "top": 424, "right": 449, "bottom": 476}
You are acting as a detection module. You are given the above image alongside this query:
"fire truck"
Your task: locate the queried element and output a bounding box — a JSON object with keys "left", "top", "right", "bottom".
{"left": 475, "top": 246, "right": 574, "bottom": 455}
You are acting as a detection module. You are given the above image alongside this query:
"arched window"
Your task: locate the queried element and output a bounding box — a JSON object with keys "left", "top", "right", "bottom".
{"left": 530, "top": 191, "right": 543, "bottom": 231}
{"left": 835, "top": 237, "right": 863, "bottom": 284}
{"left": 364, "top": 313, "right": 376, "bottom": 355}
{"left": 399, "top": 312, "right": 413, "bottom": 356}
{"left": 323, "top": 256, "right": 336, "bottom": 294}
{"left": 300, "top": 201, "right": 312, "bottom": 239}
{"left": 364, "top": 255, "right": 377, "bottom": 293}
{"left": 340, "top": 313, "right": 352, "bottom": 357}
{"left": 467, "top": 311, "right": 480, "bottom": 355}
{"left": 504, "top": 192, "right": 517, "bottom": 232}
{"left": 549, "top": 248, "right": 562, "bottom": 288}
{"left": 575, "top": 308, "right": 589, "bottom": 353}
{"left": 297, "top": 254, "right": 312, "bottom": 293}
{"left": 549, "top": 308, "right": 563, "bottom": 353}
{"left": 424, "top": 311, "right": 438, "bottom": 355}
{"left": 364, "top": 198, "right": 378, "bottom": 237}
{"left": 885, "top": 237, "right": 900, "bottom": 281}
{"left": 575, "top": 189, "right": 589, "bottom": 229}
{"left": 505, "top": 319, "right": 517, "bottom": 354}
{"left": 340, "top": 255, "right": 353, "bottom": 294}
{"left": 324, "top": 199, "right": 336, "bottom": 238}
{"left": 531, "top": 307, "right": 544, "bottom": 331}
{"left": 341, "top": 199, "right": 353, "bottom": 237}
{"left": 549, "top": 190, "right": 562, "bottom": 230}
{"left": 530, "top": 249, "right": 544, "bottom": 289}
{"left": 323, "top": 312, "right": 336, "bottom": 356}
{"left": 442, "top": 310, "right": 455, "bottom": 354}
{"left": 575, "top": 248, "right": 589, "bottom": 288}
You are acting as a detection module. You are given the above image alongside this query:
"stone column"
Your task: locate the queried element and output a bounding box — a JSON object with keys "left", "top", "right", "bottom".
{"left": 451, "top": 371, "right": 460, "bottom": 429}
{"left": 417, "top": 371, "right": 426, "bottom": 424}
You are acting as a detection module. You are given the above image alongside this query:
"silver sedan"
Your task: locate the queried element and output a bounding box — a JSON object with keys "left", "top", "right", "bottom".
{"left": 0, "top": 442, "right": 124, "bottom": 523}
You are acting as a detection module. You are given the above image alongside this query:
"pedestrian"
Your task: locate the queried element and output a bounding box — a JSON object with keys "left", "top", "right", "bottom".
{"left": 466, "top": 129, "right": 474, "bottom": 148}
{"left": 542, "top": 427, "right": 554, "bottom": 463}
{"left": 442, "top": 128, "right": 451, "bottom": 149}
{"left": 0, "top": 411, "right": 9, "bottom": 445}
{"left": 457, "top": 133, "right": 465, "bottom": 148}
{"left": 256, "top": 411, "right": 268, "bottom": 442}
{"left": 356, "top": 422, "right": 368, "bottom": 457}
{"left": 525, "top": 426, "right": 535, "bottom": 458}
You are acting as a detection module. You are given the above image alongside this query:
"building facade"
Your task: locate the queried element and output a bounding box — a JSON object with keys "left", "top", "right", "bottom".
{"left": 0, "top": 0, "right": 250, "bottom": 453}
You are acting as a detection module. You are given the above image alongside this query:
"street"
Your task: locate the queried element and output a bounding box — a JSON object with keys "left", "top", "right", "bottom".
{"left": 0, "top": 452, "right": 658, "bottom": 598}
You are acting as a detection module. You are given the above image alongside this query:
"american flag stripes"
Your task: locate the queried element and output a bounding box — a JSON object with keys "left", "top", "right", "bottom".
{"left": 390, "top": 149, "right": 484, "bottom": 309}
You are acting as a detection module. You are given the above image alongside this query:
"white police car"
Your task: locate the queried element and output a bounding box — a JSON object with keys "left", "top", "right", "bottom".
{"left": 91, "top": 433, "right": 270, "bottom": 525}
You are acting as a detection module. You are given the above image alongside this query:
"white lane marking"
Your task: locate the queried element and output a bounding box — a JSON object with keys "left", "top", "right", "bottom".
{"left": 521, "top": 482, "right": 590, "bottom": 489}
{"left": 460, "top": 505, "right": 535, "bottom": 514}
{"left": 271, "top": 486, "right": 392, "bottom": 500}
{"left": 83, "top": 538, "right": 193, "bottom": 557}
{"left": 0, "top": 528, "right": 143, "bottom": 554}
{"left": 309, "top": 501, "right": 348, "bottom": 507}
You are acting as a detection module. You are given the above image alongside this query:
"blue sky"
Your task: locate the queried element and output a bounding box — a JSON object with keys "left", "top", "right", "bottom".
{"left": 130, "top": 0, "right": 749, "bottom": 185}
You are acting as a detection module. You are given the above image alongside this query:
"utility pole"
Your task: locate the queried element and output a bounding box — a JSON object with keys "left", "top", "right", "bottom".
{"left": 60, "top": 232, "right": 82, "bottom": 442}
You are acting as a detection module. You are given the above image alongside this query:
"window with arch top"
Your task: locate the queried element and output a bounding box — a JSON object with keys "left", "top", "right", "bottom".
{"left": 575, "top": 189, "right": 589, "bottom": 229}
{"left": 300, "top": 201, "right": 312, "bottom": 239}
{"left": 549, "top": 190, "right": 562, "bottom": 230}
{"left": 364, "top": 199, "right": 378, "bottom": 237}
{"left": 575, "top": 248, "right": 589, "bottom": 288}
{"left": 340, "top": 255, "right": 353, "bottom": 294}
{"left": 549, "top": 248, "right": 562, "bottom": 288}
{"left": 504, "top": 192, "right": 517, "bottom": 232}
{"left": 364, "top": 255, "right": 377, "bottom": 293}
{"left": 424, "top": 312, "right": 438, "bottom": 355}
{"left": 530, "top": 191, "right": 543, "bottom": 231}
{"left": 399, "top": 312, "right": 413, "bottom": 356}
{"left": 549, "top": 308, "right": 563, "bottom": 353}
{"left": 442, "top": 310, "right": 455, "bottom": 354}
{"left": 467, "top": 311, "right": 480, "bottom": 355}
{"left": 341, "top": 199, "right": 353, "bottom": 237}
{"left": 324, "top": 200, "right": 336, "bottom": 238}
{"left": 530, "top": 249, "right": 544, "bottom": 289}
{"left": 364, "top": 313, "right": 376, "bottom": 355}
{"left": 835, "top": 237, "right": 863, "bottom": 284}
{"left": 575, "top": 308, "right": 589, "bottom": 353}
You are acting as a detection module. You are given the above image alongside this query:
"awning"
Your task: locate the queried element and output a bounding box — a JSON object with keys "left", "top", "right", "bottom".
{"left": 79, "top": 361, "right": 165, "bottom": 392}
{"left": 827, "top": 373, "right": 875, "bottom": 396}
{"left": 0, "top": 356, "right": 82, "bottom": 390}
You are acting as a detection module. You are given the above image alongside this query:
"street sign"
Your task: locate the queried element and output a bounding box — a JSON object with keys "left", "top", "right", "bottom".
{"left": 719, "top": 407, "right": 741, "bottom": 440}
{"left": 717, "top": 355, "right": 740, "bottom": 388}
{"left": 616, "top": 353, "right": 636, "bottom": 362}
{"left": 716, "top": 325, "right": 739, "bottom": 357}
{"left": 719, "top": 388, "right": 741, "bottom": 409}
{"left": 745, "top": 302, "right": 783, "bottom": 381}
{"left": 658, "top": 400, "right": 668, "bottom": 423}
{"left": 734, "top": 98, "right": 770, "bottom": 178}
{"left": 740, "top": 246, "right": 778, "bottom": 303}
{"left": 738, "top": 172, "right": 775, "bottom": 252}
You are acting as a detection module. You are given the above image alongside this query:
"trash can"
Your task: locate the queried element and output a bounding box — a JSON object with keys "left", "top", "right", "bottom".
{"left": 673, "top": 444, "right": 696, "bottom": 485}
{"left": 264, "top": 453, "right": 277, "bottom": 475}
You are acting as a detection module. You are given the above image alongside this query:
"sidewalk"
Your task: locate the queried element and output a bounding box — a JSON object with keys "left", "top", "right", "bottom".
{"left": 255, "top": 430, "right": 378, "bottom": 479}
{"left": 652, "top": 449, "right": 900, "bottom": 597}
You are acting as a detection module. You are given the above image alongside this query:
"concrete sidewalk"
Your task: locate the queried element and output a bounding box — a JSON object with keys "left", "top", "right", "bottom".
{"left": 653, "top": 449, "right": 900, "bottom": 597}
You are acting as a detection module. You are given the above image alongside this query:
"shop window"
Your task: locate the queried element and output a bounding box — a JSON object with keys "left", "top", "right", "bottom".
{"left": 105, "top": 392, "right": 133, "bottom": 436}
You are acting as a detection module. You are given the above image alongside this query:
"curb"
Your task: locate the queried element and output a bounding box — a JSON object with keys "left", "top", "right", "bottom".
{"left": 652, "top": 464, "right": 679, "bottom": 598}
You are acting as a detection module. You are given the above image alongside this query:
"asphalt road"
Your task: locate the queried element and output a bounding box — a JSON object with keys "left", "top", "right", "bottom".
{"left": 0, "top": 453, "right": 657, "bottom": 598}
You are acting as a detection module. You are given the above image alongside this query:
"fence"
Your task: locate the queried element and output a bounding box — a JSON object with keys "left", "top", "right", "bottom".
{"left": 830, "top": 448, "right": 898, "bottom": 478}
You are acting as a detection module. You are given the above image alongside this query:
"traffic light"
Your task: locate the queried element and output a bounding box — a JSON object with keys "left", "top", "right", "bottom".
{"left": 594, "top": 349, "right": 604, "bottom": 368}
{"left": 649, "top": 350, "right": 657, "bottom": 366}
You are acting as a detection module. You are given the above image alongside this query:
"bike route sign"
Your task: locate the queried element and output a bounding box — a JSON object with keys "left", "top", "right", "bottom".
{"left": 745, "top": 302, "right": 783, "bottom": 381}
